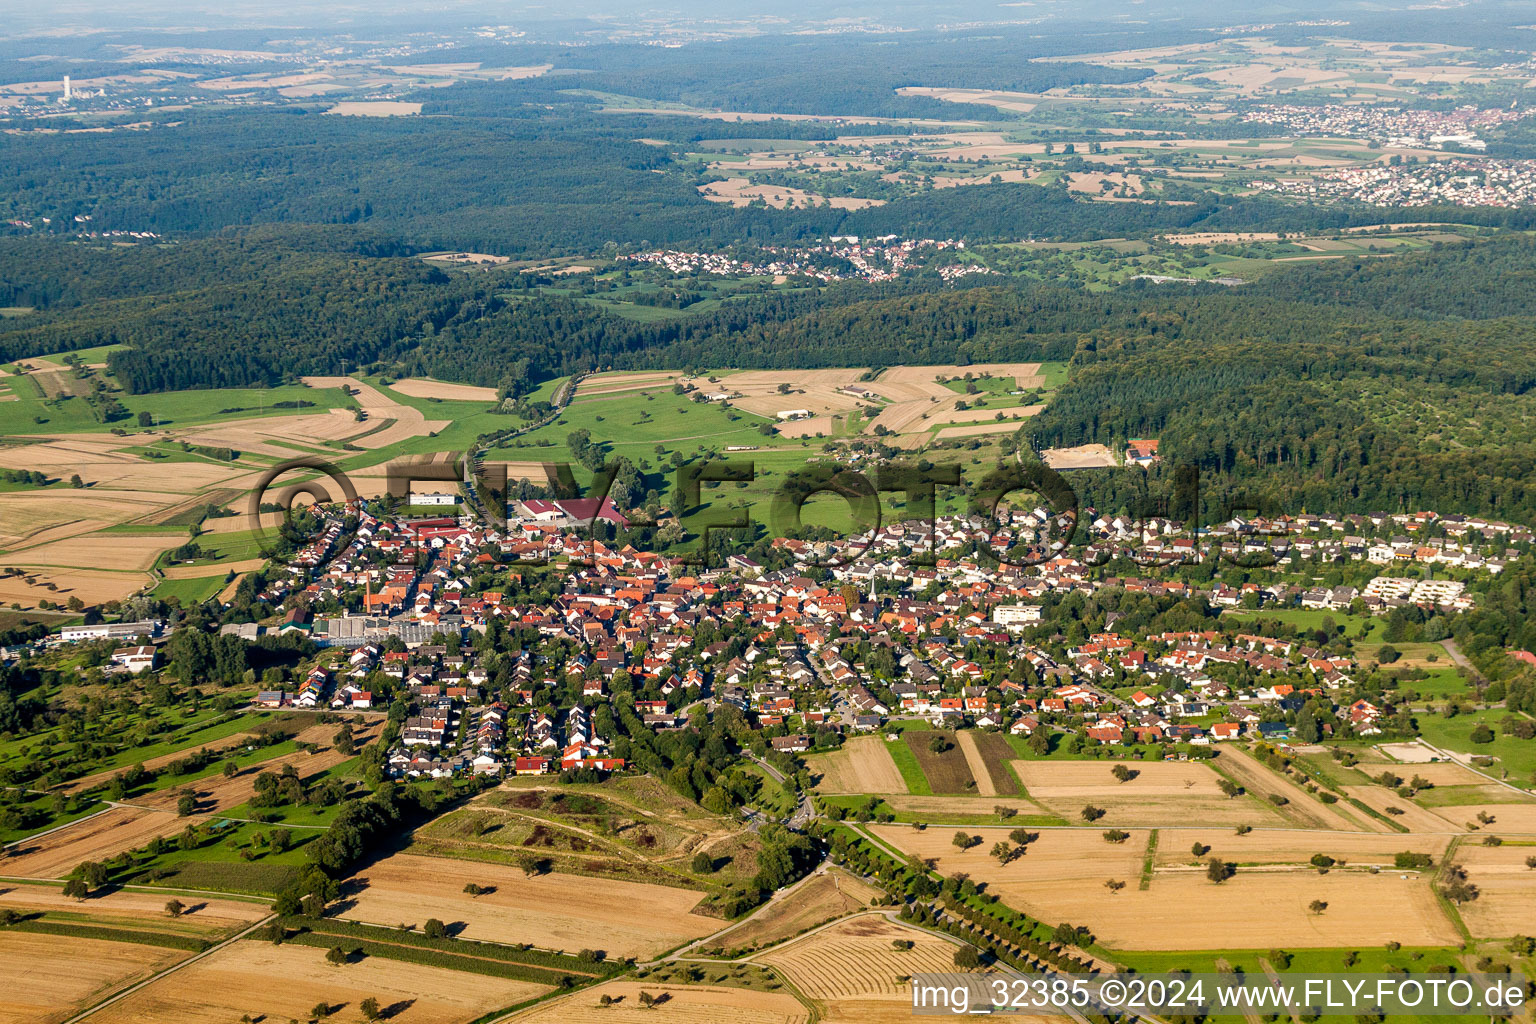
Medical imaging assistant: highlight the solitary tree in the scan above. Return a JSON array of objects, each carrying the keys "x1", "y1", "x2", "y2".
[
  {"x1": 463, "y1": 883, "x2": 486, "y2": 897},
  {"x1": 62, "y1": 879, "x2": 88, "y2": 901},
  {"x1": 1112, "y1": 765, "x2": 1135, "y2": 783},
  {"x1": 325, "y1": 946, "x2": 348, "y2": 966},
  {"x1": 1309, "y1": 900, "x2": 1329, "y2": 915},
  {"x1": 359, "y1": 996, "x2": 381, "y2": 1021},
  {"x1": 165, "y1": 898, "x2": 184, "y2": 918},
  {"x1": 1105, "y1": 879, "x2": 1127, "y2": 893},
  {"x1": 1192, "y1": 842, "x2": 1211, "y2": 858},
  {"x1": 1081, "y1": 805, "x2": 1106, "y2": 822},
  {"x1": 1206, "y1": 858, "x2": 1236, "y2": 884},
  {"x1": 423, "y1": 918, "x2": 448, "y2": 940},
  {"x1": 309, "y1": 1002, "x2": 332, "y2": 1021}
]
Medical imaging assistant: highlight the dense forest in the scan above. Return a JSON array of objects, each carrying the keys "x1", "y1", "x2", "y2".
[
  {"x1": 8, "y1": 101, "x2": 1536, "y2": 256},
  {"x1": 4, "y1": 228, "x2": 1534, "y2": 524}
]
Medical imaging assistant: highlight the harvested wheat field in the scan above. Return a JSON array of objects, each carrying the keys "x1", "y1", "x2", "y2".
[
  {"x1": 160, "y1": 557, "x2": 266, "y2": 580},
  {"x1": 386, "y1": 378, "x2": 499, "y2": 402},
  {"x1": 0, "y1": 567, "x2": 154, "y2": 609},
  {"x1": 1444, "y1": 802, "x2": 1536, "y2": 833},
  {"x1": 876, "y1": 822, "x2": 1458, "y2": 948},
  {"x1": 935, "y1": 404, "x2": 1045, "y2": 425},
  {"x1": 935, "y1": 422, "x2": 1029, "y2": 440},
  {"x1": 325, "y1": 100, "x2": 423, "y2": 116},
  {"x1": 1395, "y1": 762, "x2": 1491, "y2": 787},
  {"x1": 761, "y1": 915, "x2": 962, "y2": 1000},
  {"x1": 0, "y1": 931, "x2": 185, "y2": 1024},
  {"x1": 873, "y1": 823, "x2": 1147, "y2": 905},
  {"x1": 1450, "y1": 843, "x2": 1536, "y2": 938},
  {"x1": 299, "y1": 377, "x2": 451, "y2": 449},
  {"x1": 0, "y1": 490, "x2": 169, "y2": 549},
  {"x1": 699, "y1": 177, "x2": 883, "y2": 210},
  {"x1": 576, "y1": 371, "x2": 683, "y2": 397},
  {"x1": 4, "y1": 806, "x2": 197, "y2": 879},
  {"x1": 707, "y1": 868, "x2": 881, "y2": 952},
  {"x1": 344, "y1": 851, "x2": 718, "y2": 957},
  {"x1": 810, "y1": 736, "x2": 907, "y2": 794},
  {"x1": 0, "y1": 880, "x2": 268, "y2": 935},
  {"x1": 505, "y1": 982, "x2": 808, "y2": 1024},
  {"x1": 882, "y1": 363, "x2": 1043, "y2": 389},
  {"x1": 88, "y1": 938, "x2": 542, "y2": 1024},
  {"x1": 1012, "y1": 759, "x2": 1287, "y2": 826},
  {"x1": 1151, "y1": 829, "x2": 1448, "y2": 868},
  {"x1": 723, "y1": 369, "x2": 866, "y2": 422},
  {"x1": 10, "y1": 532, "x2": 177, "y2": 571}
]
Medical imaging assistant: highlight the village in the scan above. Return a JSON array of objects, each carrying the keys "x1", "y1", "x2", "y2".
[{"x1": 31, "y1": 495, "x2": 1526, "y2": 792}]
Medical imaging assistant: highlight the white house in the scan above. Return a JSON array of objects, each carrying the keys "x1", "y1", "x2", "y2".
[
  {"x1": 110, "y1": 645, "x2": 157, "y2": 673},
  {"x1": 410, "y1": 492, "x2": 460, "y2": 507}
]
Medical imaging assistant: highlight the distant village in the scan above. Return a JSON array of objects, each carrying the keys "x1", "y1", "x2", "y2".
[
  {"x1": 1257, "y1": 158, "x2": 1536, "y2": 208},
  {"x1": 622, "y1": 237, "x2": 989, "y2": 284}
]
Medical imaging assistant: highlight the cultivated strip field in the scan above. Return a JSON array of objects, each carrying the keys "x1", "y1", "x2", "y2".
[
  {"x1": 951, "y1": 731, "x2": 1021, "y2": 797},
  {"x1": 343, "y1": 851, "x2": 719, "y2": 958},
  {"x1": 87, "y1": 939, "x2": 544, "y2": 1024},
  {"x1": 903, "y1": 732, "x2": 977, "y2": 794},
  {"x1": 1341, "y1": 784, "x2": 1458, "y2": 832},
  {"x1": 810, "y1": 737, "x2": 907, "y2": 794},
  {"x1": 760, "y1": 915, "x2": 962, "y2": 1001},
  {"x1": 704, "y1": 867, "x2": 882, "y2": 952},
  {"x1": 1216, "y1": 746, "x2": 1375, "y2": 831},
  {"x1": 881, "y1": 794, "x2": 1054, "y2": 820}
]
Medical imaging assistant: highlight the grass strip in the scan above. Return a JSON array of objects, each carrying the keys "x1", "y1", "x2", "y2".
[
  {"x1": 886, "y1": 736, "x2": 933, "y2": 796},
  {"x1": 1139, "y1": 828, "x2": 1159, "y2": 890},
  {"x1": 285, "y1": 917, "x2": 615, "y2": 977},
  {"x1": 287, "y1": 931, "x2": 583, "y2": 985},
  {"x1": 7, "y1": 918, "x2": 209, "y2": 951}
]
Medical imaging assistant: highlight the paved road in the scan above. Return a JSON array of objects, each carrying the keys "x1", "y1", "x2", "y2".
[
  {"x1": 745, "y1": 752, "x2": 814, "y2": 830},
  {"x1": 1439, "y1": 638, "x2": 1486, "y2": 687}
]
